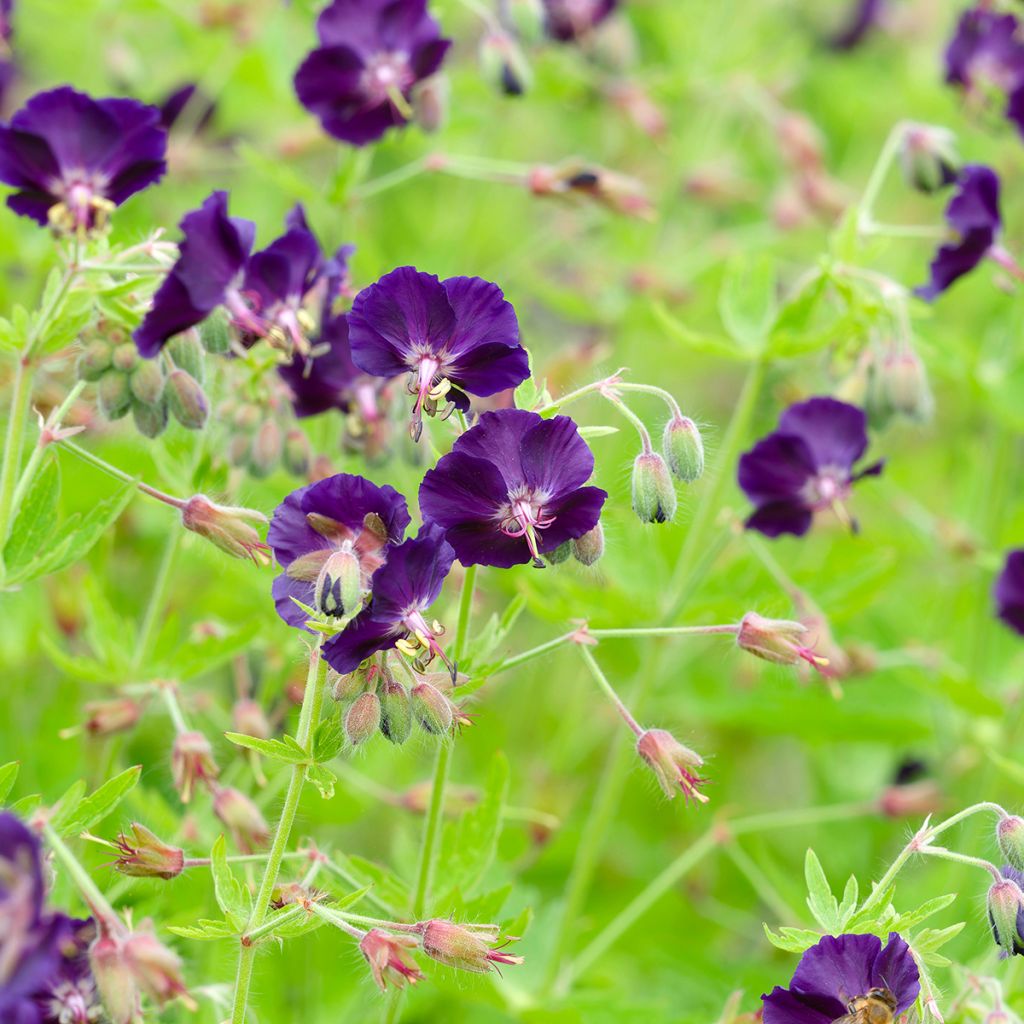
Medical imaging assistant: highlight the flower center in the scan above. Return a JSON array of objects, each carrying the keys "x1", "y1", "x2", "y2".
[
  {"x1": 497, "y1": 490, "x2": 555, "y2": 567},
  {"x1": 397, "y1": 608, "x2": 455, "y2": 679},
  {"x1": 405, "y1": 354, "x2": 454, "y2": 441},
  {"x1": 361, "y1": 51, "x2": 414, "y2": 106},
  {"x1": 48, "y1": 173, "x2": 114, "y2": 236}
]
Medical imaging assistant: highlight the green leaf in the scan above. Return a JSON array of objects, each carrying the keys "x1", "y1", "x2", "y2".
[
  {"x1": 763, "y1": 923, "x2": 823, "y2": 953},
  {"x1": 58, "y1": 766, "x2": 141, "y2": 836},
  {"x1": 210, "y1": 835, "x2": 251, "y2": 928},
  {"x1": 577, "y1": 425, "x2": 619, "y2": 440},
  {"x1": 838, "y1": 875, "x2": 859, "y2": 927},
  {"x1": 0, "y1": 762, "x2": 19, "y2": 804},
  {"x1": 48, "y1": 778, "x2": 87, "y2": 834},
  {"x1": 4, "y1": 459, "x2": 60, "y2": 574},
  {"x1": 897, "y1": 893, "x2": 958, "y2": 930},
  {"x1": 41, "y1": 479, "x2": 135, "y2": 575},
  {"x1": 312, "y1": 715, "x2": 344, "y2": 764},
  {"x1": 8, "y1": 794, "x2": 41, "y2": 816},
  {"x1": 334, "y1": 855, "x2": 410, "y2": 910},
  {"x1": 224, "y1": 732, "x2": 308, "y2": 764},
  {"x1": 167, "y1": 918, "x2": 238, "y2": 941},
  {"x1": 305, "y1": 763, "x2": 337, "y2": 799},
  {"x1": 718, "y1": 255, "x2": 778, "y2": 351},
  {"x1": 153, "y1": 623, "x2": 264, "y2": 681},
  {"x1": 804, "y1": 849, "x2": 840, "y2": 932},
  {"x1": 911, "y1": 922, "x2": 965, "y2": 954},
  {"x1": 41, "y1": 289, "x2": 95, "y2": 355}
]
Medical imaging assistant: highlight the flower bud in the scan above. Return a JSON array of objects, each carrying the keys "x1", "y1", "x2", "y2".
[
  {"x1": 283, "y1": 427, "x2": 311, "y2": 477},
  {"x1": 166, "y1": 330, "x2": 205, "y2": 382},
  {"x1": 571, "y1": 523, "x2": 605, "y2": 565},
  {"x1": 198, "y1": 310, "x2": 232, "y2": 354},
  {"x1": 412, "y1": 75, "x2": 448, "y2": 134},
  {"x1": 899, "y1": 124, "x2": 959, "y2": 195},
  {"x1": 506, "y1": 0, "x2": 544, "y2": 41},
  {"x1": 379, "y1": 678, "x2": 413, "y2": 745},
  {"x1": 77, "y1": 339, "x2": 112, "y2": 381},
  {"x1": 122, "y1": 925, "x2": 194, "y2": 1009},
  {"x1": 232, "y1": 698, "x2": 271, "y2": 740},
  {"x1": 129, "y1": 360, "x2": 165, "y2": 406},
  {"x1": 165, "y1": 369, "x2": 209, "y2": 429},
  {"x1": 662, "y1": 415, "x2": 704, "y2": 482},
  {"x1": 90, "y1": 933, "x2": 140, "y2": 1024},
  {"x1": 181, "y1": 495, "x2": 270, "y2": 563},
  {"x1": 98, "y1": 369, "x2": 131, "y2": 419},
  {"x1": 331, "y1": 665, "x2": 372, "y2": 703},
  {"x1": 636, "y1": 729, "x2": 709, "y2": 803},
  {"x1": 345, "y1": 692, "x2": 381, "y2": 746},
  {"x1": 418, "y1": 919, "x2": 523, "y2": 974},
  {"x1": 248, "y1": 419, "x2": 282, "y2": 478},
  {"x1": 988, "y1": 877, "x2": 1024, "y2": 956},
  {"x1": 736, "y1": 612, "x2": 828, "y2": 672},
  {"x1": 131, "y1": 397, "x2": 169, "y2": 438},
  {"x1": 114, "y1": 823, "x2": 185, "y2": 880},
  {"x1": 233, "y1": 402, "x2": 261, "y2": 432},
  {"x1": 213, "y1": 786, "x2": 270, "y2": 853},
  {"x1": 360, "y1": 929, "x2": 424, "y2": 991},
  {"x1": 631, "y1": 451, "x2": 676, "y2": 524},
  {"x1": 998, "y1": 817, "x2": 1024, "y2": 872},
  {"x1": 543, "y1": 541, "x2": 571, "y2": 565},
  {"x1": 83, "y1": 697, "x2": 141, "y2": 737},
  {"x1": 775, "y1": 111, "x2": 824, "y2": 172},
  {"x1": 411, "y1": 682, "x2": 453, "y2": 736},
  {"x1": 480, "y1": 32, "x2": 532, "y2": 96},
  {"x1": 111, "y1": 342, "x2": 139, "y2": 374},
  {"x1": 878, "y1": 779, "x2": 943, "y2": 819},
  {"x1": 872, "y1": 350, "x2": 933, "y2": 424},
  {"x1": 315, "y1": 548, "x2": 363, "y2": 618},
  {"x1": 171, "y1": 730, "x2": 219, "y2": 803}
]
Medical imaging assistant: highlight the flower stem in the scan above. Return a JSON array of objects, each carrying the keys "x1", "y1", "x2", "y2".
[
  {"x1": 134, "y1": 532, "x2": 179, "y2": 671},
  {"x1": 603, "y1": 392, "x2": 653, "y2": 452},
  {"x1": 229, "y1": 640, "x2": 327, "y2": 1024},
  {"x1": 615, "y1": 381, "x2": 684, "y2": 418},
  {"x1": 0, "y1": 357, "x2": 34, "y2": 555},
  {"x1": 159, "y1": 682, "x2": 191, "y2": 735},
  {"x1": 453, "y1": 564, "x2": 477, "y2": 663},
  {"x1": 588, "y1": 624, "x2": 739, "y2": 639},
  {"x1": 492, "y1": 631, "x2": 577, "y2": 674},
  {"x1": 578, "y1": 646, "x2": 644, "y2": 737},
  {"x1": 411, "y1": 740, "x2": 451, "y2": 917},
  {"x1": 59, "y1": 440, "x2": 186, "y2": 509},
  {"x1": 43, "y1": 823, "x2": 122, "y2": 931},
  {"x1": 917, "y1": 846, "x2": 1004, "y2": 883},
  {"x1": 856, "y1": 120, "x2": 910, "y2": 236}
]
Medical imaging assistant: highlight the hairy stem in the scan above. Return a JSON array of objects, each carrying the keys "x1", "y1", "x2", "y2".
[
  {"x1": 0, "y1": 357, "x2": 34, "y2": 554},
  {"x1": 579, "y1": 645, "x2": 644, "y2": 736},
  {"x1": 411, "y1": 741, "x2": 452, "y2": 918},
  {"x1": 134, "y1": 532, "x2": 180, "y2": 671}
]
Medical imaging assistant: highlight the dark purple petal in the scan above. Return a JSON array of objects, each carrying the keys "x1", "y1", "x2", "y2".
[
  {"x1": 745, "y1": 501, "x2": 814, "y2": 538},
  {"x1": 777, "y1": 397, "x2": 869, "y2": 472},
  {"x1": 244, "y1": 219, "x2": 323, "y2": 312},
  {"x1": 738, "y1": 433, "x2": 817, "y2": 506},
  {"x1": 543, "y1": 0, "x2": 617, "y2": 42},
  {"x1": 441, "y1": 276, "x2": 520, "y2": 359},
  {"x1": 537, "y1": 485, "x2": 607, "y2": 548},
  {"x1": 293, "y1": 43, "x2": 366, "y2": 114},
  {"x1": 322, "y1": 612, "x2": 398, "y2": 673},
  {"x1": 762, "y1": 984, "x2": 838, "y2": 1024},
  {"x1": 446, "y1": 342, "x2": 531, "y2": 398},
  {"x1": 448, "y1": 408, "x2": 536, "y2": 489},
  {"x1": 995, "y1": 549, "x2": 1024, "y2": 636},
  {"x1": 316, "y1": 0, "x2": 401, "y2": 51},
  {"x1": 364, "y1": 523, "x2": 455, "y2": 619},
  {"x1": 873, "y1": 934, "x2": 920, "y2": 1014},
  {"x1": 410, "y1": 37, "x2": 451, "y2": 79},
  {"x1": 419, "y1": 450, "x2": 508, "y2": 525},
  {"x1": 272, "y1": 574, "x2": 316, "y2": 631},
  {"x1": 520, "y1": 415, "x2": 596, "y2": 496},
  {"x1": 945, "y1": 10, "x2": 1024, "y2": 89},
  {"x1": 278, "y1": 314, "x2": 359, "y2": 418},
  {"x1": 827, "y1": 0, "x2": 883, "y2": 51}
]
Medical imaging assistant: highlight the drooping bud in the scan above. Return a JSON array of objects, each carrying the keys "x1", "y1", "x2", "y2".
[
  {"x1": 631, "y1": 451, "x2": 676, "y2": 524},
  {"x1": 98, "y1": 370, "x2": 132, "y2": 419},
  {"x1": 111, "y1": 342, "x2": 139, "y2": 374},
  {"x1": 775, "y1": 111, "x2": 825, "y2": 173},
  {"x1": 77, "y1": 339, "x2": 113, "y2": 381},
  {"x1": 418, "y1": 920, "x2": 523, "y2": 974},
  {"x1": 662, "y1": 415, "x2": 704, "y2": 482},
  {"x1": 359, "y1": 929, "x2": 424, "y2": 992},
  {"x1": 736, "y1": 612, "x2": 829, "y2": 673},
  {"x1": 871, "y1": 349, "x2": 933, "y2": 425},
  {"x1": 998, "y1": 817, "x2": 1024, "y2": 872},
  {"x1": 571, "y1": 522, "x2": 605, "y2": 566},
  {"x1": 899, "y1": 124, "x2": 959, "y2": 195},
  {"x1": 232, "y1": 698, "x2": 271, "y2": 740},
  {"x1": 90, "y1": 933, "x2": 140, "y2": 1024},
  {"x1": 636, "y1": 729, "x2": 709, "y2": 803},
  {"x1": 83, "y1": 697, "x2": 142, "y2": 737},
  {"x1": 113, "y1": 823, "x2": 185, "y2": 880},
  {"x1": 122, "y1": 924, "x2": 195, "y2": 1009},
  {"x1": 171, "y1": 730, "x2": 219, "y2": 803},
  {"x1": 412, "y1": 75, "x2": 448, "y2": 134},
  {"x1": 248, "y1": 419, "x2": 282, "y2": 478},
  {"x1": 506, "y1": 0, "x2": 544, "y2": 41},
  {"x1": 180, "y1": 495, "x2": 270, "y2": 563},
  {"x1": 411, "y1": 682, "x2": 453, "y2": 736},
  {"x1": 166, "y1": 330, "x2": 205, "y2": 382},
  {"x1": 283, "y1": 427, "x2": 311, "y2": 477},
  {"x1": 379, "y1": 678, "x2": 413, "y2": 745},
  {"x1": 129, "y1": 360, "x2": 165, "y2": 406},
  {"x1": 165, "y1": 369, "x2": 209, "y2": 429},
  {"x1": 314, "y1": 548, "x2": 363, "y2": 618},
  {"x1": 212, "y1": 786, "x2": 270, "y2": 853},
  {"x1": 331, "y1": 664, "x2": 373, "y2": 703},
  {"x1": 131, "y1": 397, "x2": 169, "y2": 438},
  {"x1": 198, "y1": 310, "x2": 232, "y2": 354},
  {"x1": 480, "y1": 32, "x2": 532, "y2": 96},
  {"x1": 543, "y1": 541, "x2": 571, "y2": 565},
  {"x1": 345, "y1": 692, "x2": 381, "y2": 746},
  {"x1": 988, "y1": 877, "x2": 1024, "y2": 957}
]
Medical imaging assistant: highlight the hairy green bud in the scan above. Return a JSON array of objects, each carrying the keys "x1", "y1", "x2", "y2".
[
  {"x1": 98, "y1": 370, "x2": 132, "y2": 419},
  {"x1": 166, "y1": 369, "x2": 209, "y2": 429},
  {"x1": 199, "y1": 310, "x2": 231, "y2": 354},
  {"x1": 662, "y1": 415, "x2": 704, "y2": 482},
  {"x1": 571, "y1": 522, "x2": 605, "y2": 565},
  {"x1": 76, "y1": 339, "x2": 112, "y2": 381},
  {"x1": 345, "y1": 692, "x2": 381, "y2": 746},
  {"x1": 166, "y1": 330, "x2": 205, "y2": 382},
  {"x1": 132, "y1": 397, "x2": 169, "y2": 438},
  {"x1": 379, "y1": 677, "x2": 413, "y2": 745},
  {"x1": 631, "y1": 451, "x2": 676, "y2": 524},
  {"x1": 129, "y1": 359, "x2": 165, "y2": 406}
]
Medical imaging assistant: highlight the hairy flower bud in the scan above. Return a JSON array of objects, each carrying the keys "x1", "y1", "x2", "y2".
[
  {"x1": 283, "y1": 427, "x2": 311, "y2": 477},
  {"x1": 111, "y1": 342, "x2": 139, "y2": 374},
  {"x1": 166, "y1": 330, "x2": 205, "y2": 382},
  {"x1": 631, "y1": 451, "x2": 676, "y2": 524},
  {"x1": 411, "y1": 682, "x2": 453, "y2": 736},
  {"x1": 90, "y1": 933, "x2": 140, "y2": 1024},
  {"x1": 345, "y1": 692, "x2": 381, "y2": 746},
  {"x1": 544, "y1": 541, "x2": 571, "y2": 565},
  {"x1": 571, "y1": 522, "x2": 604, "y2": 565},
  {"x1": 314, "y1": 548, "x2": 363, "y2": 618},
  {"x1": 412, "y1": 75, "x2": 448, "y2": 134},
  {"x1": 171, "y1": 730, "x2": 219, "y2": 803},
  {"x1": 77, "y1": 339, "x2": 113, "y2": 381},
  {"x1": 248, "y1": 419, "x2": 282, "y2": 478},
  {"x1": 419, "y1": 919, "x2": 523, "y2": 974},
  {"x1": 636, "y1": 728, "x2": 709, "y2": 803},
  {"x1": 506, "y1": 0, "x2": 544, "y2": 41},
  {"x1": 82, "y1": 697, "x2": 142, "y2": 737},
  {"x1": 232, "y1": 698, "x2": 271, "y2": 740},
  {"x1": 165, "y1": 369, "x2": 208, "y2": 429},
  {"x1": 899, "y1": 124, "x2": 958, "y2": 194},
  {"x1": 379, "y1": 678, "x2": 413, "y2": 745},
  {"x1": 181, "y1": 495, "x2": 270, "y2": 563},
  {"x1": 98, "y1": 369, "x2": 131, "y2": 419},
  {"x1": 123, "y1": 925, "x2": 194, "y2": 1009},
  {"x1": 114, "y1": 823, "x2": 185, "y2": 880},
  {"x1": 132, "y1": 397, "x2": 168, "y2": 438},
  {"x1": 872, "y1": 350, "x2": 933, "y2": 424},
  {"x1": 360, "y1": 929, "x2": 424, "y2": 991},
  {"x1": 129, "y1": 359, "x2": 165, "y2": 406},
  {"x1": 988, "y1": 877, "x2": 1024, "y2": 956},
  {"x1": 998, "y1": 817, "x2": 1024, "y2": 872},
  {"x1": 331, "y1": 664, "x2": 372, "y2": 703},
  {"x1": 213, "y1": 786, "x2": 270, "y2": 853},
  {"x1": 662, "y1": 415, "x2": 704, "y2": 482},
  {"x1": 736, "y1": 612, "x2": 828, "y2": 672},
  {"x1": 198, "y1": 309, "x2": 232, "y2": 354},
  {"x1": 480, "y1": 32, "x2": 532, "y2": 96}
]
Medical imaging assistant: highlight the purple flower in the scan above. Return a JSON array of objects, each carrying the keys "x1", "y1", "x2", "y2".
[
  {"x1": 762, "y1": 932, "x2": 920, "y2": 1024},
  {"x1": 542, "y1": 0, "x2": 617, "y2": 42},
  {"x1": 348, "y1": 267, "x2": 530, "y2": 439},
  {"x1": 827, "y1": 0, "x2": 883, "y2": 51},
  {"x1": 134, "y1": 190, "x2": 255, "y2": 358},
  {"x1": 0, "y1": 86, "x2": 167, "y2": 233},
  {"x1": 294, "y1": 0, "x2": 451, "y2": 146},
  {"x1": 916, "y1": 165, "x2": 1001, "y2": 302},
  {"x1": 34, "y1": 917, "x2": 100, "y2": 1024},
  {"x1": 419, "y1": 408, "x2": 607, "y2": 568},
  {"x1": 322, "y1": 523, "x2": 456, "y2": 674},
  {"x1": 991, "y1": 864, "x2": 1024, "y2": 955},
  {"x1": 995, "y1": 549, "x2": 1024, "y2": 636},
  {"x1": 738, "y1": 397, "x2": 883, "y2": 538},
  {"x1": 268, "y1": 472, "x2": 411, "y2": 629}
]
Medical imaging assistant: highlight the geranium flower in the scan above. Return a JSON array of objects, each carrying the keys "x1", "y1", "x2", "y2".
[
  {"x1": 293, "y1": 0, "x2": 451, "y2": 146},
  {"x1": 762, "y1": 932, "x2": 920, "y2": 1024},
  {"x1": 738, "y1": 397, "x2": 883, "y2": 538},
  {"x1": 542, "y1": 0, "x2": 617, "y2": 42},
  {"x1": 916, "y1": 165, "x2": 1003, "y2": 301},
  {"x1": 419, "y1": 408, "x2": 607, "y2": 567},
  {"x1": 995, "y1": 549, "x2": 1024, "y2": 636},
  {"x1": 0, "y1": 86, "x2": 166, "y2": 233},
  {"x1": 268, "y1": 473, "x2": 410, "y2": 629},
  {"x1": 348, "y1": 267, "x2": 530, "y2": 439},
  {"x1": 322, "y1": 523, "x2": 456, "y2": 674}
]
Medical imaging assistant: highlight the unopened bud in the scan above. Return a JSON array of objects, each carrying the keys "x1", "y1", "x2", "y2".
[
  {"x1": 412, "y1": 75, "x2": 448, "y2": 134},
  {"x1": 198, "y1": 310, "x2": 232, "y2": 354},
  {"x1": 899, "y1": 124, "x2": 959, "y2": 195},
  {"x1": 213, "y1": 786, "x2": 270, "y2": 853},
  {"x1": 114, "y1": 823, "x2": 185, "y2": 879},
  {"x1": 507, "y1": 0, "x2": 544, "y2": 41},
  {"x1": 122, "y1": 925, "x2": 194, "y2": 1009},
  {"x1": 77, "y1": 339, "x2": 112, "y2": 381},
  {"x1": 571, "y1": 522, "x2": 605, "y2": 566},
  {"x1": 736, "y1": 612, "x2": 827, "y2": 673},
  {"x1": 331, "y1": 664, "x2": 372, "y2": 702},
  {"x1": 249, "y1": 419, "x2": 282, "y2": 477},
  {"x1": 111, "y1": 342, "x2": 139, "y2": 374},
  {"x1": 662, "y1": 415, "x2": 704, "y2": 482},
  {"x1": 631, "y1": 451, "x2": 676, "y2": 524},
  {"x1": 998, "y1": 817, "x2": 1024, "y2": 872},
  {"x1": 129, "y1": 360, "x2": 165, "y2": 406},
  {"x1": 411, "y1": 682, "x2": 453, "y2": 735},
  {"x1": 315, "y1": 548, "x2": 362, "y2": 617},
  {"x1": 480, "y1": 33, "x2": 532, "y2": 96},
  {"x1": 132, "y1": 397, "x2": 168, "y2": 438},
  {"x1": 873, "y1": 350, "x2": 933, "y2": 424},
  {"x1": 360, "y1": 929, "x2": 424, "y2": 992},
  {"x1": 90, "y1": 933, "x2": 140, "y2": 1024},
  {"x1": 166, "y1": 369, "x2": 209, "y2": 429},
  {"x1": 419, "y1": 919, "x2": 523, "y2": 974},
  {"x1": 181, "y1": 495, "x2": 270, "y2": 563},
  {"x1": 345, "y1": 692, "x2": 381, "y2": 746},
  {"x1": 283, "y1": 427, "x2": 311, "y2": 476},
  {"x1": 83, "y1": 697, "x2": 141, "y2": 737},
  {"x1": 636, "y1": 729, "x2": 708, "y2": 803},
  {"x1": 233, "y1": 402, "x2": 261, "y2": 432},
  {"x1": 171, "y1": 730, "x2": 219, "y2": 803},
  {"x1": 379, "y1": 678, "x2": 413, "y2": 745},
  {"x1": 544, "y1": 541, "x2": 571, "y2": 565},
  {"x1": 232, "y1": 698, "x2": 271, "y2": 740},
  {"x1": 878, "y1": 779, "x2": 943, "y2": 819},
  {"x1": 166, "y1": 330, "x2": 205, "y2": 382},
  {"x1": 776, "y1": 111, "x2": 824, "y2": 172},
  {"x1": 988, "y1": 877, "x2": 1024, "y2": 956},
  {"x1": 98, "y1": 370, "x2": 131, "y2": 419}
]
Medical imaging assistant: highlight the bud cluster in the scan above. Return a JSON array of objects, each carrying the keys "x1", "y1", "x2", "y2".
[{"x1": 218, "y1": 385, "x2": 313, "y2": 479}]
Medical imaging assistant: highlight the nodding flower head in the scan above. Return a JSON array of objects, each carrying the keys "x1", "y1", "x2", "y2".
[
  {"x1": 988, "y1": 868, "x2": 1024, "y2": 957},
  {"x1": 738, "y1": 396, "x2": 883, "y2": 538},
  {"x1": 0, "y1": 86, "x2": 167, "y2": 234},
  {"x1": 170, "y1": 731, "x2": 219, "y2": 804},
  {"x1": 542, "y1": 0, "x2": 618, "y2": 42},
  {"x1": 268, "y1": 473, "x2": 411, "y2": 630},
  {"x1": 348, "y1": 267, "x2": 530, "y2": 441},
  {"x1": 761, "y1": 932, "x2": 920, "y2": 1024},
  {"x1": 417, "y1": 919, "x2": 523, "y2": 974},
  {"x1": 994, "y1": 549, "x2": 1024, "y2": 637},
  {"x1": 113, "y1": 823, "x2": 185, "y2": 880},
  {"x1": 736, "y1": 612, "x2": 830, "y2": 674},
  {"x1": 321, "y1": 524, "x2": 456, "y2": 676},
  {"x1": 211, "y1": 786, "x2": 270, "y2": 854},
  {"x1": 419, "y1": 408, "x2": 607, "y2": 568},
  {"x1": 294, "y1": 0, "x2": 452, "y2": 147},
  {"x1": 359, "y1": 929, "x2": 424, "y2": 992},
  {"x1": 181, "y1": 495, "x2": 270, "y2": 564},
  {"x1": 636, "y1": 729, "x2": 709, "y2": 804}
]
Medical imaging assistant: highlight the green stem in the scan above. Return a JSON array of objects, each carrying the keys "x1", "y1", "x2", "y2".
[
  {"x1": 917, "y1": 846, "x2": 1004, "y2": 883},
  {"x1": 229, "y1": 641, "x2": 327, "y2": 1024},
  {"x1": 411, "y1": 741, "x2": 452, "y2": 917},
  {"x1": 589, "y1": 625, "x2": 738, "y2": 639},
  {"x1": 59, "y1": 440, "x2": 185, "y2": 508},
  {"x1": 382, "y1": 990, "x2": 403, "y2": 1024},
  {"x1": 615, "y1": 381, "x2": 683, "y2": 418},
  {"x1": 453, "y1": 564, "x2": 477, "y2": 663},
  {"x1": 723, "y1": 840, "x2": 801, "y2": 923},
  {"x1": 43, "y1": 823, "x2": 122, "y2": 930},
  {"x1": 603, "y1": 393, "x2": 654, "y2": 451},
  {"x1": 243, "y1": 905, "x2": 306, "y2": 944},
  {"x1": 492, "y1": 632, "x2": 577, "y2": 674},
  {"x1": 578, "y1": 645, "x2": 644, "y2": 736},
  {"x1": 856, "y1": 120, "x2": 910, "y2": 236},
  {"x1": 0, "y1": 357, "x2": 34, "y2": 552},
  {"x1": 159, "y1": 683, "x2": 191, "y2": 734},
  {"x1": 133, "y1": 532, "x2": 179, "y2": 671}
]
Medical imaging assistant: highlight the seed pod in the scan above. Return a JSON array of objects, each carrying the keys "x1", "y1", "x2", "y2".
[
  {"x1": 411, "y1": 682, "x2": 453, "y2": 736},
  {"x1": 331, "y1": 667, "x2": 369, "y2": 703},
  {"x1": 233, "y1": 403, "x2": 261, "y2": 432},
  {"x1": 98, "y1": 370, "x2": 132, "y2": 419},
  {"x1": 129, "y1": 360, "x2": 165, "y2": 406},
  {"x1": 132, "y1": 397, "x2": 169, "y2": 438},
  {"x1": 379, "y1": 678, "x2": 412, "y2": 745},
  {"x1": 199, "y1": 308, "x2": 231, "y2": 354},
  {"x1": 543, "y1": 541, "x2": 571, "y2": 565},
  {"x1": 111, "y1": 342, "x2": 139, "y2": 374},
  {"x1": 345, "y1": 692, "x2": 381, "y2": 746},
  {"x1": 571, "y1": 522, "x2": 605, "y2": 565},
  {"x1": 248, "y1": 419, "x2": 282, "y2": 478},
  {"x1": 166, "y1": 369, "x2": 209, "y2": 429},
  {"x1": 631, "y1": 451, "x2": 676, "y2": 524},
  {"x1": 662, "y1": 415, "x2": 704, "y2": 482},
  {"x1": 77, "y1": 339, "x2": 112, "y2": 381},
  {"x1": 283, "y1": 427, "x2": 311, "y2": 477},
  {"x1": 166, "y1": 330, "x2": 205, "y2": 383},
  {"x1": 412, "y1": 75, "x2": 448, "y2": 134}
]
